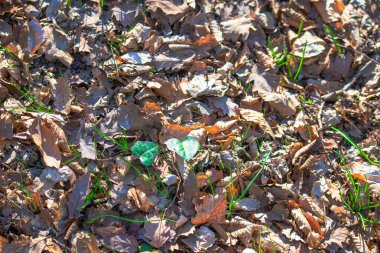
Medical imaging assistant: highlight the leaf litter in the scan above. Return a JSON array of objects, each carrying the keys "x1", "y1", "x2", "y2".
[{"x1": 0, "y1": 0, "x2": 379, "y2": 252}]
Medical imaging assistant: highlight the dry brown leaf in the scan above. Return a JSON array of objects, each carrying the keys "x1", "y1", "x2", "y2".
[
  {"x1": 159, "y1": 123, "x2": 203, "y2": 144},
  {"x1": 258, "y1": 90, "x2": 297, "y2": 117},
  {"x1": 27, "y1": 20, "x2": 45, "y2": 55},
  {"x1": 302, "y1": 211, "x2": 323, "y2": 237},
  {"x1": 221, "y1": 16, "x2": 255, "y2": 41},
  {"x1": 292, "y1": 31, "x2": 326, "y2": 58},
  {"x1": 291, "y1": 208, "x2": 312, "y2": 236},
  {"x1": 203, "y1": 119, "x2": 237, "y2": 134},
  {"x1": 68, "y1": 171, "x2": 91, "y2": 218},
  {"x1": 144, "y1": 217, "x2": 174, "y2": 248},
  {"x1": 127, "y1": 187, "x2": 155, "y2": 212},
  {"x1": 299, "y1": 195, "x2": 324, "y2": 219},
  {"x1": 29, "y1": 118, "x2": 70, "y2": 168},
  {"x1": 145, "y1": 0, "x2": 188, "y2": 15},
  {"x1": 95, "y1": 226, "x2": 138, "y2": 253},
  {"x1": 0, "y1": 112, "x2": 13, "y2": 139},
  {"x1": 53, "y1": 77, "x2": 73, "y2": 114},
  {"x1": 191, "y1": 193, "x2": 227, "y2": 225},
  {"x1": 239, "y1": 108, "x2": 274, "y2": 137},
  {"x1": 322, "y1": 227, "x2": 350, "y2": 251}
]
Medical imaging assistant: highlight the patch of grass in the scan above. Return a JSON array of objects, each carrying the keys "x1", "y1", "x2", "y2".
[
  {"x1": 66, "y1": 0, "x2": 71, "y2": 8},
  {"x1": 267, "y1": 37, "x2": 307, "y2": 82},
  {"x1": 331, "y1": 126, "x2": 380, "y2": 166},
  {"x1": 64, "y1": 145, "x2": 85, "y2": 167},
  {"x1": 82, "y1": 171, "x2": 111, "y2": 209},
  {"x1": 252, "y1": 227, "x2": 264, "y2": 253},
  {"x1": 323, "y1": 24, "x2": 342, "y2": 56},
  {"x1": 18, "y1": 163, "x2": 39, "y2": 214},
  {"x1": 335, "y1": 151, "x2": 380, "y2": 229},
  {"x1": 11, "y1": 85, "x2": 54, "y2": 114}
]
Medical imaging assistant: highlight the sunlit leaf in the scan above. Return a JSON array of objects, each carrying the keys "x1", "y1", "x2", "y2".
[
  {"x1": 131, "y1": 141, "x2": 158, "y2": 166},
  {"x1": 166, "y1": 137, "x2": 200, "y2": 161}
]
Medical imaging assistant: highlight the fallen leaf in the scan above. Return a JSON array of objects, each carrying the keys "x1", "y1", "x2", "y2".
[
  {"x1": 53, "y1": 77, "x2": 72, "y2": 114},
  {"x1": 203, "y1": 119, "x2": 237, "y2": 134},
  {"x1": 0, "y1": 112, "x2": 13, "y2": 139},
  {"x1": 68, "y1": 171, "x2": 91, "y2": 218},
  {"x1": 239, "y1": 108, "x2": 274, "y2": 137},
  {"x1": 96, "y1": 226, "x2": 139, "y2": 253},
  {"x1": 192, "y1": 193, "x2": 227, "y2": 225},
  {"x1": 128, "y1": 187, "x2": 155, "y2": 212},
  {"x1": 182, "y1": 226, "x2": 216, "y2": 252},
  {"x1": 292, "y1": 31, "x2": 326, "y2": 58},
  {"x1": 29, "y1": 118, "x2": 70, "y2": 168},
  {"x1": 145, "y1": 0, "x2": 188, "y2": 15},
  {"x1": 118, "y1": 51, "x2": 152, "y2": 64},
  {"x1": 258, "y1": 90, "x2": 297, "y2": 117},
  {"x1": 143, "y1": 217, "x2": 174, "y2": 248},
  {"x1": 27, "y1": 20, "x2": 45, "y2": 55},
  {"x1": 186, "y1": 75, "x2": 227, "y2": 97},
  {"x1": 221, "y1": 16, "x2": 255, "y2": 41}
]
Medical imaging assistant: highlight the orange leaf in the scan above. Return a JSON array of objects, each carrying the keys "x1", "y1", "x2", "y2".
[
  {"x1": 204, "y1": 120, "x2": 237, "y2": 134},
  {"x1": 302, "y1": 211, "x2": 323, "y2": 237},
  {"x1": 289, "y1": 200, "x2": 300, "y2": 209},
  {"x1": 335, "y1": 0, "x2": 345, "y2": 12},
  {"x1": 192, "y1": 194, "x2": 227, "y2": 225},
  {"x1": 196, "y1": 34, "x2": 217, "y2": 47},
  {"x1": 142, "y1": 102, "x2": 161, "y2": 113}
]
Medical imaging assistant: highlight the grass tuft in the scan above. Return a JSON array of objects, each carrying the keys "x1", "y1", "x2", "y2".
[{"x1": 335, "y1": 151, "x2": 380, "y2": 229}]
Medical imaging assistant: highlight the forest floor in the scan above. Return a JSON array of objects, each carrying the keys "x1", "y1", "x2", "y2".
[{"x1": 0, "y1": 0, "x2": 379, "y2": 252}]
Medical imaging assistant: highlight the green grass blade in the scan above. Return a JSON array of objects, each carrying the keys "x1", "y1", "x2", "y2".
[
  {"x1": 235, "y1": 148, "x2": 272, "y2": 203},
  {"x1": 297, "y1": 19, "x2": 304, "y2": 35},
  {"x1": 292, "y1": 42, "x2": 307, "y2": 82},
  {"x1": 331, "y1": 126, "x2": 380, "y2": 166}
]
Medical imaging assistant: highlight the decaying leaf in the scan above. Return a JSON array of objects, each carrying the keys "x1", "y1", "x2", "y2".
[
  {"x1": 53, "y1": 77, "x2": 72, "y2": 114},
  {"x1": 186, "y1": 75, "x2": 227, "y2": 97},
  {"x1": 258, "y1": 90, "x2": 297, "y2": 117},
  {"x1": 68, "y1": 171, "x2": 91, "y2": 218},
  {"x1": 143, "y1": 217, "x2": 174, "y2": 248},
  {"x1": 221, "y1": 16, "x2": 255, "y2": 41},
  {"x1": 192, "y1": 193, "x2": 227, "y2": 225},
  {"x1": 182, "y1": 226, "x2": 216, "y2": 252},
  {"x1": 239, "y1": 108, "x2": 274, "y2": 137},
  {"x1": 96, "y1": 226, "x2": 139, "y2": 253},
  {"x1": 292, "y1": 31, "x2": 326, "y2": 58},
  {"x1": 29, "y1": 117, "x2": 70, "y2": 168}
]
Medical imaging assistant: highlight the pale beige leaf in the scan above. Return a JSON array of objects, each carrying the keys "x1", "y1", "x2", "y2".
[
  {"x1": 258, "y1": 90, "x2": 297, "y2": 117},
  {"x1": 239, "y1": 108, "x2": 274, "y2": 137},
  {"x1": 292, "y1": 31, "x2": 326, "y2": 58}
]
